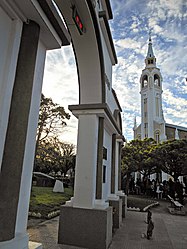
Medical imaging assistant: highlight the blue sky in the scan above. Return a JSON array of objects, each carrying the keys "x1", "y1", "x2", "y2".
[{"x1": 42, "y1": 0, "x2": 187, "y2": 144}]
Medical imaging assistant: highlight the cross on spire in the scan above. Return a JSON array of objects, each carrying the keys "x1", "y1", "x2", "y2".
[{"x1": 149, "y1": 30, "x2": 152, "y2": 41}]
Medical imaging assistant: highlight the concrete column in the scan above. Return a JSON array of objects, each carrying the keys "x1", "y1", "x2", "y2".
[
  {"x1": 16, "y1": 41, "x2": 46, "y2": 235},
  {"x1": 118, "y1": 142, "x2": 122, "y2": 191},
  {"x1": 0, "y1": 21, "x2": 40, "y2": 242},
  {"x1": 108, "y1": 136, "x2": 123, "y2": 228},
  {"x1": 109, "y1": 199, "x2": 122, "y2": 229},
  {"x1": 96, "y1": 117, "x2": 104, "y2": 199},
  {"x1": 73, "y1": 114, "x2": 99, "y2": 209},
  {"x1": 59, "y1": 113, "x2": 112, "y2": 248},
  {"x1": 111, "y1": 134, "x2": 116, "y2": 194},
  {"x1": 116, "y1": 140, "x2": 126, "y2": 218},
  {"x1": 116, "y1": 139, "x2": 125, "y2": 218}
]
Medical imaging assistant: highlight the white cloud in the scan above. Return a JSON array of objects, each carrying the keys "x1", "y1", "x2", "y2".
[
  {"x1": 115, "y1": 38, "x2": 140, "y2": 51},
  {"x1": 162, "y1": 88, "x2": 187, "y2": 127}
]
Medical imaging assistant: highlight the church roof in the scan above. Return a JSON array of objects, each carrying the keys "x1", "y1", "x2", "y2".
[{"x1": 165, "y1": 123, "x2": 187, "y2": 132}]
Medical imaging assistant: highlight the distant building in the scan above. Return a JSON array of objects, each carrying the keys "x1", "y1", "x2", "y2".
[{"x1": 133, "y1": 35, "x2": 187, "y2": 181}]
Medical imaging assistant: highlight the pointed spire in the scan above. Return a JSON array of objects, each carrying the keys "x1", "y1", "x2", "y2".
[
  {"x1": 145, "y1": 31, "x2": 156, "y2": 68},
  {"x1": 146, "y1": 31, "x2": 155, "y2": 58}
]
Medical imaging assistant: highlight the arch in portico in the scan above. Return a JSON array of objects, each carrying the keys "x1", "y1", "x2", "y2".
[{"x1": 55, "y1": 0, "x2": 106, "y2": 104}]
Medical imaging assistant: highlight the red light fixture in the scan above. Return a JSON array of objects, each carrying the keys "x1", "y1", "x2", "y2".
[{"x1": 72, "y1": 6, "x2": 85, "y2": 35}]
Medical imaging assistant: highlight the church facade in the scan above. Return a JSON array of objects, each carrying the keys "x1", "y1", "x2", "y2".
[{"x1": 133, "y1": 36, "x2": 187, "y2": 142}]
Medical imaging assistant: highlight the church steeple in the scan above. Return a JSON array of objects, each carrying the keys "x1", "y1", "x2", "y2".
[
  {"x1": 138, "y1": 33, "x2": 166, "y2": 142},
  {"x1": 145, "y1": 33, "x2": 156, "y2": 68}
]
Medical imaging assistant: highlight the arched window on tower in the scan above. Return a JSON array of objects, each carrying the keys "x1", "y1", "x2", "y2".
[
  {"x1": 142, "y1": 75, "x2": 148, "y2": 88},
  {"x1": 155, "y1": 130, "x2": 160, "y2": 144},
  {"x1": 154, "y1": 74, "x2": 160, "y2": 87}
]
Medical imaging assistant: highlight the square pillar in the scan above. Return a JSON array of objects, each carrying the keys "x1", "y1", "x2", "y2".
[
  {"x1": 66, "y1": 111, "x2": 108, "y2": 210},
  {"x1": 73, "y1": 114, "x2": 99, "y2": 208},
  {"x1": 118, "y1": 194, "x2": 127, "y2": 218},
  {"x1": 58, "y1": 206, "x2": 113, "y2": 249},
  {"x1": 109, "y1": 199, "x2": 122, "y2": 229},
  {"x1": 60, "y1": 106, "x2": 113, "y2": 248},
  {"x1": 0, "y1": 20, "x2": 40, "y2": 243}
]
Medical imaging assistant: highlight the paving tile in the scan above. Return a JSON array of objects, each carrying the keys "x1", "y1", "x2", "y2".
[{"x1": 28, "y1": 200, "x2": 187, "y2": 249}]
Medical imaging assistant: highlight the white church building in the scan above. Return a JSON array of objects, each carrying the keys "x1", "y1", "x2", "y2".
[{"x1": 133, "y1": 36, "x2": 187, "y2": 181}]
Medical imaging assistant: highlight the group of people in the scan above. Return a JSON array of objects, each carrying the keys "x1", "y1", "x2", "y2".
[{"x1": 123, "y1": 176, "x2": 186, "y2": 205}]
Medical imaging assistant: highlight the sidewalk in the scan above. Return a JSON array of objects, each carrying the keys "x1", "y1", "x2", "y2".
[{"x1": 28, "y1": 201, "x2": 187, "y2": 249}]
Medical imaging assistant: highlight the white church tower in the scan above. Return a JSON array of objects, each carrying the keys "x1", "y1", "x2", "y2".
[{"x1": 138, "y1": 35, "x2": 167, "y2": 143}]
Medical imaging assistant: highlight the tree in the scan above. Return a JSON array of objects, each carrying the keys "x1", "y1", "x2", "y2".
[
  {"x1": 34, "y1": 137, "x2": 62, "y2": 174},
  {"x1": 34, "y1": 94, "x2": 76, "y2": 175},
  {"x1": 153, "y1": 139, "x2": 187, "y2": 181},
  {"x1": 121, "y1": 138, "x2": 157, "y2": 177},
  {"x1": 36, "y1": 94, "x2": 70, "y2": 147},
  {"x1": 57, "y1": 142, "x2": 76, "y2": 177},
  {"x1": 121, "y1": 138, "x2": 157, "y2": 193},
  {"x1": 34, "y1": 137, "x2": 76, "y2": 176}
]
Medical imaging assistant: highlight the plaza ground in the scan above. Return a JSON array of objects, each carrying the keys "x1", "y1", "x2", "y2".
[{"x1": 28, "y1": 199, "x2": 187, "y2": 249}]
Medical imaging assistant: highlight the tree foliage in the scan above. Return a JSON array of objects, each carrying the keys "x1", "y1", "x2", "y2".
[
  {"x1": 34, "y1": 94, "x2": 75, "y2": 176},
  {"x1": 34, "y1": 137, "x2": 76, "y2": 176},
  {"x1": 36, "y1": 94, "x2": 70, "y2": 146},
  {"x1": 121, "y1": 138, "x2": 157, "y2": 177},
  {"x1": 153, "y1": 139, "x2": 187, "y2": 181},
  {"x1": 121, "y1": 138, "x2": 187, "y2": 181}
]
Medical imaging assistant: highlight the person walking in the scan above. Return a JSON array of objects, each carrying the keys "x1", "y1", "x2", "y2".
[{"x1": 147, "y1": 218, "x2": 154, "y2": 240}]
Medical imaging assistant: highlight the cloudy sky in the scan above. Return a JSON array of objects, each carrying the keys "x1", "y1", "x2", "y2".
[{"x1": 42, "y1": 0, "x2": 187, "y2": 145}]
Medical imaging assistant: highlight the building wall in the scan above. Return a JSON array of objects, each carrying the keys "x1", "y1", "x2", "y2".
[{"x1": 166, "y1": 126, "x2": 187, "y2": 140}]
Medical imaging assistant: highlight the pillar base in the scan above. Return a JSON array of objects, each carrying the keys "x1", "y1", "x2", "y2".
[
  {"x1": 0, "y1": 233, "x2": 28, "y2": 249},
  {"x1": 117, "y1": 193, "x2": 127, "y2": 218},
  {"x1": 0, "y1": 233, "x2": 42, "y2": 249},
  {"x1": 109, "y1": 199, "x2": 122, "y2": 229},
  {"x1": 58, "y1": 205, "x2": 113, "y2": 249}
]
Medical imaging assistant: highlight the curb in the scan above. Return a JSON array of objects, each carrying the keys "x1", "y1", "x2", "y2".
[
  {"x1": 143, "y1": 202, "x2": 159, "y2": 212},
  {"x1": 127, "y1": 201, "x2": 159, "y2": 212}
]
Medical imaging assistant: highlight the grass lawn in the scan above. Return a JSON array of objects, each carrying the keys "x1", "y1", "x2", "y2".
[
  {"x1": 29, "y1": 186, "x2": 73, "y2": 218},
  {"x1": 127, "y1": 195, "x2": 158, "y2": 211},
  {"x1": 29, "y1": 188, "x2": 158, "y2": 218}
]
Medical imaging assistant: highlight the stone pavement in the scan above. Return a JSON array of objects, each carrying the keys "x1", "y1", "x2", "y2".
[{"x1": 28, "y1": 201, "x2": 187, "y2": 249}]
